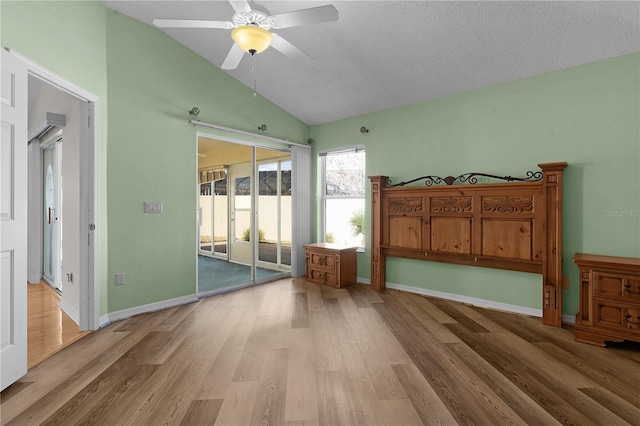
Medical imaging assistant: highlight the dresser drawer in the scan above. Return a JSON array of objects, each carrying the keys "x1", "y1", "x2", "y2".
[
  {"x1": 593, "y1": 300, "x2": 640, "y2": 333},
  {"x1": 594, "y1": 271, "x2": 640, "y2": 303}
]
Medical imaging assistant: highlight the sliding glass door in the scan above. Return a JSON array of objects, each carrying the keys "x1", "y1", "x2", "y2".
[{"x1": 197, "y1": 137, "x2": 291, "y2": 295}]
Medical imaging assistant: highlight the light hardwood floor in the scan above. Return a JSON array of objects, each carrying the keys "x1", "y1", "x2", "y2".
[
  {"x1": 27, "y1": 282, "x2": 91, "y2": 368},
  {"x1": 2, "y1": 278, "x2": 639, "y2": 425}
]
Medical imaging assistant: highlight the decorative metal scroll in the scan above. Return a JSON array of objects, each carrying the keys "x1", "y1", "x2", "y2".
[{"x1": 388, "y1": 171, "x2": 543, "y2": 187}]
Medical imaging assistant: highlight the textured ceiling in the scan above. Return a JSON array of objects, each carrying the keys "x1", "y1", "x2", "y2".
[{"x1": 101, "y1": 1, "x2": 640, "y2": 126}]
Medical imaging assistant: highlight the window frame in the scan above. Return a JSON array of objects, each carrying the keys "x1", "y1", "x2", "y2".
[{"x1": 319, "y1": 145, "x2": 366, "y2": 250}]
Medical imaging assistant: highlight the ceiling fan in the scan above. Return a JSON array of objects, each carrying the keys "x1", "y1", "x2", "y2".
[{"x1": 153, "y1": 0, "x2": 339, "y2": 70}]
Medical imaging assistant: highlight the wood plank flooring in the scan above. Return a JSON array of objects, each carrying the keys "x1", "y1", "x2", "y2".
[
  {"x1": 3, "y1": 278, "x2": 639, "y2": 425},
  {"x1": 27, "y1": 282, "x2": 91, "y2": 368}
]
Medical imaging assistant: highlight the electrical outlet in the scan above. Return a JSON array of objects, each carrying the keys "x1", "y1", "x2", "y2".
[{"x1": 115, "y1": 273, "x2": 125, "y2": 286}]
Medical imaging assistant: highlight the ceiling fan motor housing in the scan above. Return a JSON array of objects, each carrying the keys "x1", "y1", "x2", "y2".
[{"x1": 232, "y1": 10, "x2": 275, "y2": 29}]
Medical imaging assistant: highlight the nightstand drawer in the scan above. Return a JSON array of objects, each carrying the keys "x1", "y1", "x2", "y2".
[
  {"x1": 308, "y1": 269, "x2": 336, "y2": 286},
  {"x1": 308, "y1": 252, "x2": 336, "y2": 269}
]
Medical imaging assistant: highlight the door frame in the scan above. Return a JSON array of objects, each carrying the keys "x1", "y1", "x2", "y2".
[
  {"x1": 198, "y1": 175, "x2": 229, "y2": 260},
  {"x1": 211, "y1": 173, "x2": 229, "y2": 260},
  {"x1": 12, "y1": 49, "x2": 100, "y2": 331},
  {"x1": 195, "y1": 130, "x2": 295, "y2": 295}
]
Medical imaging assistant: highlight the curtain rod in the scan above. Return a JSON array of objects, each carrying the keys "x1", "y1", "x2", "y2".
[{"x1": 189, "y1": 120, "x2": 309, "y2": 148}]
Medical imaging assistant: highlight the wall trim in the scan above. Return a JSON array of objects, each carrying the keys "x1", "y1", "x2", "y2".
[
  {"x1": 357, "y1": 276, "x2": 576, "y2": 324},
  {"x1": 100, "y1": 294, "x2": 198, "y2": 328},
  {"x1": 99, "y1": 314, "x2": 110, "y2": 328}
]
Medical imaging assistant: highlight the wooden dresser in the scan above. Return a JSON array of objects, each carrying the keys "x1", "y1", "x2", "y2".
[
  {"x1": 574, "y1": 253, "x2": 640, "y2": 346},
  {"x1": 304, "y1": 243, "x2": 357, "y2": 288}
]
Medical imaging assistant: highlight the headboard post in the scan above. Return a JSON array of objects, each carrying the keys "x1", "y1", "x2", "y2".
[
  {"x1": 368, "y1": 176, "x2": 388, "y2": 290},
  {"x1": 539, "y1": 162, "x2": 568, "y2": 326}
]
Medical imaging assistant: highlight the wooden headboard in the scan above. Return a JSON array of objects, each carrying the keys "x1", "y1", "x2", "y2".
[{"x1": 369, "y1": 162, "x2": 568, "y2": 327}]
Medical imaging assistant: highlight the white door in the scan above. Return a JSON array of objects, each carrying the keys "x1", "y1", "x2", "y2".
[
  {"x1": 229, "y1": 163, "x2": 253, "y2": 265},
  {"x1": 42, "y1": 139, "x2": 63, "y2": 292},
  {"x1": 1, "y1": 50, "x2": 28, "y2": 391}
]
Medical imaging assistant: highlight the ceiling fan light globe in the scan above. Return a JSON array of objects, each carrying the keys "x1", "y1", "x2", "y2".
[{"x1": 231, "y1": 26, "x2": 273, "y2": 54}]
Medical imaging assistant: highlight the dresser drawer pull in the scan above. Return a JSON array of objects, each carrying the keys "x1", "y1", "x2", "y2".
[
  {"x1": 623, "y1": 284, "x2": 640, "y2": 294},
  {"x1": 623, "y1": 313, "x2": 640, "y2": 324}
]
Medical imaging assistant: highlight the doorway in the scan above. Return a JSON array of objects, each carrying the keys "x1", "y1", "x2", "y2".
[
  {"x1": 2, "y1": 49, "x2": 99, "y2": 390},
  {"x1": 197, "y1": 137, "x2": 292, "y2": 295},
  {"x1": 198, "y1": 175, "x2": 228, "y2": 259},
  {"x1": 41, "y1": 135, "x2": 63, "y2": 293},
  {"x1": 25, "y1": 74, "x2": 93, "y2": 367}
]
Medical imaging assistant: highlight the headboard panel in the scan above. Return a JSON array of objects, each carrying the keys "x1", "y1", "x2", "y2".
[{"x1": 369, "y1": 162, "x2": 567, "y2": 326}]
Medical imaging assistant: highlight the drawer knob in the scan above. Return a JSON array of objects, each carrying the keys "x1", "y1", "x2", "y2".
[
  {"x1": 623, "y1": 284, "x2": 640, "y2": 294},
  {"x1": 623, "y1": 313, "x2": 640, "y2": 324}
]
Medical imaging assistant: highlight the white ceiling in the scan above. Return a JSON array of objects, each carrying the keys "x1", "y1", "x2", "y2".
[{"x1": 101, "y1": 1, "x2": 640, "y2": 126}]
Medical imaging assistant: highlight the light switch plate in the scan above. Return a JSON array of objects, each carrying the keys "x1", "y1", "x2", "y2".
[
  {"x1": 144, "y1": 201, "x2": 163, "y2": 213},
  {"x1": 115, "y1": 273, "x2": 125, "y2": 286}
]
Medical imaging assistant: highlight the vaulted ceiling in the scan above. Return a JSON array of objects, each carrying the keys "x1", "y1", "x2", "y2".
[{"x1": 102, "y1": 1, "x2": 640, "y2": 126}]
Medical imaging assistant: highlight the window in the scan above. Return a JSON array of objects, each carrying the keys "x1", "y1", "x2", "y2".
[
  {"x1": 320, "y1": 146, "x2": 365, "y2": 248},
  {"x1": 259, "y1": 161, "x2": 292, "y2": 196}
]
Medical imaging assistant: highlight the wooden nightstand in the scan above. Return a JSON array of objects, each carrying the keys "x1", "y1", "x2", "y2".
[{"x1": 304, "y1": 243, "x2": 357, "y2": 288}]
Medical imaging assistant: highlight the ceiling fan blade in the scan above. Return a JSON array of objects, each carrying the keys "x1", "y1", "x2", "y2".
[
  {"x1": 271, "y1": 5, "x2": 339, "y2": 29},
  {"x1": 153, "y1": 19, "x2": 233, "y2": 29},
  {"x1": 228, "y1": 0, "x2": 252, "y2": 14},
  {"x1": 270, "y1": 33, "x2": 314, "y2": 62},
  {"x1": 221, "y1": 43, "x2": 245, "y2": 70}
]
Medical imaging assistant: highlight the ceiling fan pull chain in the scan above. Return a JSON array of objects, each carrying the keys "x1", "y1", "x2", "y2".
[{"x1": 252, "y1": 54, "x2": 258, "y2": 97}]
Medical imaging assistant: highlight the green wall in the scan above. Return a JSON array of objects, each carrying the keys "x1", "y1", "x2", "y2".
[
  {"x1": 310, "y1": 53, "x2": 640, "y2": 316},
  {"x1": 1, "y1": 1, "x2": 308, "y2": 315},
  {"x1": 104, "y1": 10, "x2": 307, "y2": 312}
]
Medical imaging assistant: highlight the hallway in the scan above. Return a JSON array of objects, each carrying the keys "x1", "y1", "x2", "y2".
[{"x1": 27, "y1": 282, "x2": 90, "y2": 368}]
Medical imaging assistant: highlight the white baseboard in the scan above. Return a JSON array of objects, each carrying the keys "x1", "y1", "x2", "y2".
[
  {"x1": 99, "y1": 314, "x2": 110, "y2": 328},
  {"x1": 357, "y1": 276, "x2": 577, "y2": 324},
  {"x1": 58, "y1": 298, "x2": 80, "y2": 325},
  {"x1": 100, "y1": 294, "x2": 198, "y2": 328},
  {"x1": 386, "y1": 281, "x2": 542, "y2": 318}
]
